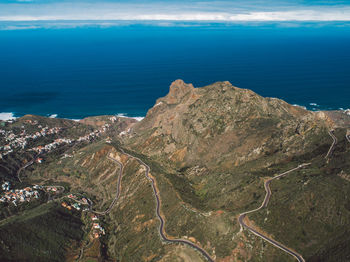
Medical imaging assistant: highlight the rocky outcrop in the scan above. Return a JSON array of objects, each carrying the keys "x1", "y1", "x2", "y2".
[
  {"x1": 165, "y1": 79, "x2": 195, "y2": 104},
  {"x1": 126, "y1": 80, "x2": 328, "y2": 171}
]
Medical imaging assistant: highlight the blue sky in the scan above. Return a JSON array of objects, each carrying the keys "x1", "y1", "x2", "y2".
[{"x1": 1, "y1": 0, "x2": 350, "y2": 21}]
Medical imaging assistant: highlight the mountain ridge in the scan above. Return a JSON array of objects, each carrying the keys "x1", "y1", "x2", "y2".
[
  {"x1": 1, "y1": 80, "x2": 350, "y2": 261},
  {"x1": 126, "y1": 80, "x2": 331, "y2": 171}
]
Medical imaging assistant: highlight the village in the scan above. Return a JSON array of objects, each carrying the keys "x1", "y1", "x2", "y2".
[
  {"x1": 1, "y1": 180, "x2": 106, "y2": 239},
  {"x1": 0, "y1": 181, "x2": 41, "y2": 206},
  {"x1": 61, "y1": 193, "x2": 89, "y2": 211},
  {"x1": 0, "y1": 117, "x2": 112, "y2": 240},
  {"x1": 0, "y1": 181, "x2": 68, "y2": 206},
  {"x1": 0, "y1": 116, "x2": 111, "y2": 159},
  {"x1": 0, "y1": 123, "x2": 62, "y2": 159},
  {"x1": 29, "y1": 123, "x2": 110, "y2": 154},
  {"x1": 90, "y1": 213, "x2": 106, "y2": 239},
  {"x1": 61, "y1": 194, "x2": 105, "y2": 239}
]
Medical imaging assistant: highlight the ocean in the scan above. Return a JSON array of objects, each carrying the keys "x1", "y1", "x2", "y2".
[{"x1": 0, "y1": 22, "x2": 349, "y2": 120}]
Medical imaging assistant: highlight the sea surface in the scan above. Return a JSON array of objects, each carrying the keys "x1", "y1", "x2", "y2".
[{"x1": 0, "y1": 22, "x2": 350, "y2": 119}]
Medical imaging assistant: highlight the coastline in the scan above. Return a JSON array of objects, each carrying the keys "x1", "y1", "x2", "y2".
[
  {"x1": 2, "y1": 104, "x2": 350, "y2": 122},
  {"x1": 0, "y1": 112, "x2": 145, "y2": 122}
]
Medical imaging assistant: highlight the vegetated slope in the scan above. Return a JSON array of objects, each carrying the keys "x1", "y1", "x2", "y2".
[
  {"x1": 79, "y1": 114, "x2": 137, "y2": 129},
  {"x1": 0, "y1": 202, "x2": 84, "y2": 262},
  {"x1": 0, "y1": 115, "x2": 95, "y2": 182},
  {"x1": 250, "y1": 128, "x2": 350, "y2": 262},
  {"x1": 30, "y1": 142, "x2": 119, "y2": 208},
  {"x1": 0, "y1": 114, "x2": 135, "y2": 183},
  {"x1": 124, "y1": 80, "x2": 332, "y2": 212},
  {"x1": 121, "y1": 80, "x2": 350, "y2": 261},
  {"x1": 127, "y1": 80, "x2": 328, "y2": 171},
  {"x1": 1, "y1": 80, "x2": 349, "y2": 261},
  {"x1": 30, "y1": 141, "x2": 174, "y2": 261}
]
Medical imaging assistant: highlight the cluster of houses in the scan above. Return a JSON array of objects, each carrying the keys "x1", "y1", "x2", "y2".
[
  {"x1": 119, "y1": 127, "x2": 134, "y2": 137},
  {"x1": 67, "y1": 193, "x2": 89, "y2": 205},
  {"x1": 0, "y1": 120, "x2": 111, "y2": 160},
  {"x1": 61, "y1": 194, "x2": 89, "y2": 212},
  {"x1": 2, "y1": 181, "x2": 10, "y2": 191},
  {"x1": 24, "y1": 119, "x2": 38, "y2": 125},
  {"x1": 0, "y1": 182, "x2": 41, "y2": 206},
  {"x1": 61, "y1": 201, "x2": 82, "y2": 211},
  {"x1": 60, "y1": 194, "x2": 105, "y2": 238},
  {"x1": 44, "y1": 186, "x2": 60, "y2": 194},
  {"x1": 109, "y1": 116, "x2": 117, "y2": 123},
  {"x1": 90, "y1": 214, "x2": 105, "y2": 239},
  {"x1": 77, "y1": 124, "x2": 110, "y2": 143},
  {"x1": 29, "y1": 138, "x2": 74, "y2": 154},
  {"x1": 29, "y1": 124, "x2": 111, "y2": 155},
  {"x1": 0, "y1": 125, "x2": 62, "y2": 159}
]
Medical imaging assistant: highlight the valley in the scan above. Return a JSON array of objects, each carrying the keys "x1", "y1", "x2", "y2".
[{"x1": 0, "y1": 80, "x2": 350, "y2": 261}]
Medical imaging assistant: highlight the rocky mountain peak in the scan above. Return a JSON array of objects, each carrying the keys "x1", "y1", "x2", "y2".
[
  {"x1": 165, "y1": 79, "x2": 195, "y2": 104},
  {"x1": 127, "y1": 80, "x2": 327, "y2": 171}
]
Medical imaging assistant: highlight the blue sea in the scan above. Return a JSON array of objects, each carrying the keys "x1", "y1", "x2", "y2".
[{"x1": 0, "y1": 22, "x2": 349, "y2": 119}]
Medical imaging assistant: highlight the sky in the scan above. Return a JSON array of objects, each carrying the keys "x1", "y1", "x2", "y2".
[{"x1": 1, "y1": 0, "x2": 350, "y2": 22}]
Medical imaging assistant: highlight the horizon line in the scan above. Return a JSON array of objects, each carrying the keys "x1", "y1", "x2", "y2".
[{"x1": 2, "y1": 19, "x2": 350, "y2": 22}]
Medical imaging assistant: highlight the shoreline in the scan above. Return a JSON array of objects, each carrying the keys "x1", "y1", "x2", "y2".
[
  {"x1": 0, "y1": 112, "x2": 145, "y2": 122},
  {"x1": 2, "y1": 107, "x2": 350, "y2": 123}
]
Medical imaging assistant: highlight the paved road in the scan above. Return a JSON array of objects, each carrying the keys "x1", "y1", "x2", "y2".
[
  {"x1": 238, "y1": 163, "x2": 311, "y2": 262},
  {"x1": 325, "y1": 130, "x2": 337, "y2": 159},
  {"x1": 118, "y1": 148, "x2": 214, "y2": 262},
  {"x1": 16, "y1": 138, "x2": 88, "y2": 183},
  {"x1": 16, "y1": 140, "x2": 78, "y2": 183},
  {"x1": 17, "y1": 158, "x2": 36, "y2": 183},
  {"x1": 77, "y1": 156, "x2": 123, "y2": 261},
  {"x1": 92, "y1": 156, "x2": 124, "y2": 215},
  {"x1": 45, "y1": 185, "x2": 66, "y2": 202}
]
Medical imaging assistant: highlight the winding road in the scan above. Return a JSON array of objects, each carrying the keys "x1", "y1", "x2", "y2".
[
  {"x1": 118, "y1": 148, "x2": 214, "y2": 262},
  {"x1": 17, "y1": 157, "x2": 36, "y2": 183},
  {"x1": 325, "y1": 130, "x2": 337, "y2": 159},
  {"x1": 14, "y1": 127, "x2": 347, "y2": 261},
  {"x1": 13, "y1": 142, "x2": 213, "y2": 261},
  {"x1": 238, "y1": 129, "x2": 341, "y2": 261},
  {"x1": 16, "y1": 138, "x2": 93, "y2": 183},
  {"x1": 238, "y1": 163, "x2": 311, "y2": 262},
  {"x1": 77, "y1": 156, "x2": 124, "y2": 261},
  {"x1": 89, "y1": 130, "x2": 341, "y2": 261},
  {"x1": 91, "y1": 156, "x2": 124, "y2": 215}
]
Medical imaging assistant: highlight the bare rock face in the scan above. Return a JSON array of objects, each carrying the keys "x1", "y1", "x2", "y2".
[
  {"x1": 165, "y1": 79, "x2": 195, "y2": 104},
  {"x1": 127, "y1": 80, "x2": 328, "y2": 171}
]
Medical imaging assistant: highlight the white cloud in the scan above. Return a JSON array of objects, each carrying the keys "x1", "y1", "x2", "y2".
[
  {"x1": 0, "y1": 25, "x2": 40, "y2": 30},
  {"x1": 1, "y1": 10, "x2": 350, "y2": 21},
  {"x1": 0, "y1": 2, "x2": 350, "y2": 21},
  {"x1": 135, "y1": 10, "x2": 350, "y2": 21}
]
